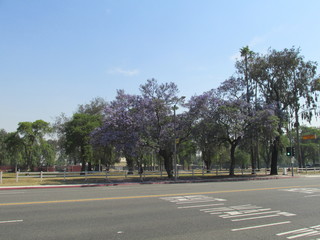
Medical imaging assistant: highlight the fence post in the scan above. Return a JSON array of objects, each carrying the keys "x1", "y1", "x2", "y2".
[
  {"x1": 16, "y1": 171, "x2": 19, "y2": 183},
  {"x1": 85, "y1": 171, "x2": 87, "y2": 181},
  {"x1": 192, "y1": 168, "x2": 194, "y2": 178},
  {"x1": 0, "y1": 171, "x2": 2, "y2": 184},
  {"x1": 40, "y1": 171, "x2": 43, "y2": 182},
  {"x1": 64, "y1": 170, "x2": 66, "y2": 181}
]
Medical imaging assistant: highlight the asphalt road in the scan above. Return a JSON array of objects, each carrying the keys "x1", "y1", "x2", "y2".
[{"x1": 1, "y1": 177, "x2": 320, "y2": 240}]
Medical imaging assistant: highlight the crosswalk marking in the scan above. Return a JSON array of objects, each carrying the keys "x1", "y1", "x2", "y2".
[
  {"x1": 220, "y1": 210, "x2": 280, "y2": 218},
  {"x1": 160, "y1": 195, "x2": 226, "y2": 204},
  {"x1": 304, "y1": 194, "x2": 320, "y2": 198},
  {"x1": 232, "y1": 221, "x2": 291, "y2": 232},
  {"x1": 0, "y1": 220, "x2": 23, "y2": 224},
  {"x1": 160, "y1": 195, "x2": 298, "y2": 236},
  {"x1": 277, "y1": 225, "x2": 320, "y2": 239},
  {"x1": 281, "y1": 188, "x2": 320, "y2": 194},
  {"x1": 200, "y1": 204, "x2": 263, "y2": 214},
  {"x1": 288, "y1": 231, "x2": 320, "y2": 239},
  {"x1": 231, "y1": 213, "x2": 289, "y2": 221},
  {"x1": 177, "y1": 203, "x2": 224, "y2": 209}
]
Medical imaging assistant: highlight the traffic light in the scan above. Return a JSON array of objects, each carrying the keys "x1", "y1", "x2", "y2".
[
  {"x1": 286, "y1": 147, "x2": 295, "y2": 157},
  {"x1": 286, "y1": 147, "x2": 291, "y2": 156},
  {"x1": 291, "y1": 147, "x2": 295, "y2": 156}
]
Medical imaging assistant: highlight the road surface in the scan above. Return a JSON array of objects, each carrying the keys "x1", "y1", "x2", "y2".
[{"x1": 1, "y1": 177, "x2": 320, "y2": 240}]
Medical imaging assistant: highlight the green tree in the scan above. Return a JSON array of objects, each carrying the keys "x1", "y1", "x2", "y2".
[
  {"x1": 77, "y1": 97, "x2": 107, "y2": 116},
  {"x1": 17, "y1": 120, "x2": 52, "y2": 170},
  {"x1": 0, "y1": 129, "x2": 9, "y2": 166},
  {"x1": 177, "y1": 139, "x2": 197, "y2": 170},
  {"x1": 252, "y1": 47, "x2": 318, "y2": 174},
  {"x1": 54, "y1": 98, "x2": 107, "y2": 169},
  {"x1": 4, "y1": 131, "x2": 24, "y2": 172},
  {"x1": 238, "y1": 46, "x2": 259, "y2": 172},
  {"x1": 288, "y1": 50, "x2": 318, "y2": 168},
  {"x1": 192, "y1": 119, "x2": 220, "y2": 172},
  {"x1": 64, "y1": 113, "x2": 102, "y2": 171},
  {"x1": 295, "y1": 126, "x2": 320, "y2": 166}
]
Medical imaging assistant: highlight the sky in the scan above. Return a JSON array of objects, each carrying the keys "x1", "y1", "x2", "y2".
[{"x1": 1, "y1": 0, "x2": 320, "y2": 132}]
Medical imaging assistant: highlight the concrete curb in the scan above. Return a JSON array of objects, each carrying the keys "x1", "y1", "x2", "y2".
[{"x1": 0, "y1": 175, "x2": 300, "y2": 191}]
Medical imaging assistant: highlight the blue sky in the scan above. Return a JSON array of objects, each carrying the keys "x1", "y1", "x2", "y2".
[{"x1": 1, "y1": 0, "x2": 320, "y2": 132}]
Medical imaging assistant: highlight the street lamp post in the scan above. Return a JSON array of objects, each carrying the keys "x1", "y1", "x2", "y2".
[
  {"x1": 173, "y1": 96, "x2": 185, "y2": 181},
  {"x1": 173, "y1": 104, "x2": 177, "y2": 181},
  {"x1": 287, "y1": 111, "x2": 294, "y2": 177}
]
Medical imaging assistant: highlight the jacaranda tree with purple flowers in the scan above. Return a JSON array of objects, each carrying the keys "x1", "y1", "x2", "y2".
[{"x1": 92, "y1": 79, "x2": 192, "y2": 178}]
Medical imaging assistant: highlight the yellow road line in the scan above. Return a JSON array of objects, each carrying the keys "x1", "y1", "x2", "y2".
[{"x1": 1, "y1": 184, "x2": 320, "y2": 206}]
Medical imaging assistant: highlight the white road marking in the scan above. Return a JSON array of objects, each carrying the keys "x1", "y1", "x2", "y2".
[
  {"x1": 277, "y1": 225, "x2": 320, "y2": 239},
  {"x1": 161, "y1": 195, "x2": 297, "y2": 234},
  {"x1": 281, "y1": 188, "x2": 320, "y2": 194},
  {"x1": 277, "y1": 228, "x2": 311, "y2": 236},
  {"x1": 178, "y1": 203, "x2": 224, "y2": 209},
  {"x1": 200, "y1": 204, "x2": 262, "y2": 213},
  {"x1": 0, "y1": 191, "x2": 25, "y2": 195},
  {"x1": 160, "y1": 195, "x2": 226, "y2": 205},
  {"x1": 305, "y1": 194, "x2": 320, "y2": 198},
  {"x1": 231, "y1": 214, "x2": 282, "y2": 221},
  {"x1": 0, "y1": 220, "x2": 23, "y2": 224},
  {"x1": 220, "y1": 210, "x2": 280, "y2": 218},
  {"x1": 287, "y1": 231, "x2": 320, "y2": 239},
  {"x1": 231, "y1": 221, "x2": 291, "y2": 232},
  {"x1": 176, "y1": 199, "x2": 225, "y2": 204},
  {"x1": 231, "y1": 211, "x2": 296, "y2": 221}
]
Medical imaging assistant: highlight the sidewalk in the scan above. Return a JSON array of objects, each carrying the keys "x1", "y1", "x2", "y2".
[{"x1": 0, "y1": 174, "x2": 300, "y2": 190}]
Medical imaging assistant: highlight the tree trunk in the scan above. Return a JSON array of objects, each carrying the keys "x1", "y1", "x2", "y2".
[
  {"x1": 270, "y1": 137, "x2": 279, "y2": 175},
  {"x1": 256, "y1": 139, "x2": 260, "y2": 169},
  {"x1": 159, "y1": 149, "x2": 173, "y2": 178},
  {"x1": 229, "y1": 137, "x2": 241, "y2": 176},
  {"x1": 229, "y1": 143, "x2": 236, "y2": 176},
  {"x1": 203, "y1": 150, "x2": 212, "y2": 173},
  {"x1": 125, "y1": 156, "x2": 134, "y2": 174},
  {"x1": 251, "y1": 139, "x2": 256, "y2": 174},
  {"x1": 81, "y1": 163, "x2": 86, "y2": 172}
]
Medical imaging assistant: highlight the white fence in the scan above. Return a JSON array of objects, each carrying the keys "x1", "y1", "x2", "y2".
[
  {"x1": 1, "y1": 167, "x2": 320, "y2": 184},
  {"x1": 10, "y1": 171, "x2": 130, "y2": 183},
  {"x1": 297, "y1": 167, "x2": 320, "y2": 174}
]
